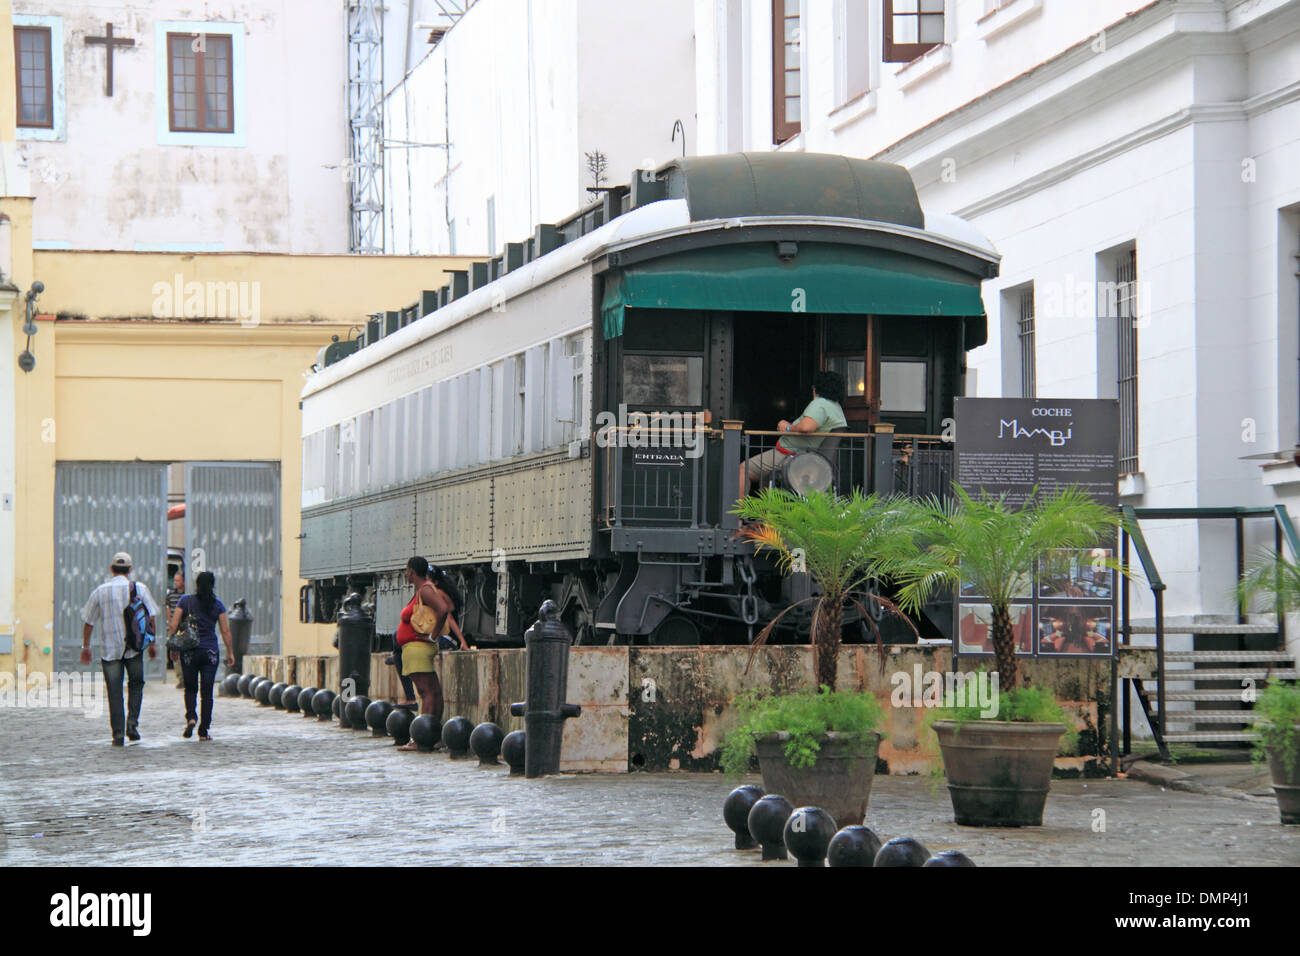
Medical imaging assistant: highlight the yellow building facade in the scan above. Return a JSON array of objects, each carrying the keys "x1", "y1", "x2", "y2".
[{"x1": 5, "y1": 249, "x2": 476, "y2": 677}]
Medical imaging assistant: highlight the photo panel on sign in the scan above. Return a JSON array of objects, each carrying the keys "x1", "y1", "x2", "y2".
[
  {"x1": 957, "y1": 603, "x2": 1034, "y2": 656},
  {"x1": 1038, "y1": 548, "x2": 1114, "y2": 601},
  {"x1": 1038, "y1": 604, "x2": 1113, "y2": 656}
]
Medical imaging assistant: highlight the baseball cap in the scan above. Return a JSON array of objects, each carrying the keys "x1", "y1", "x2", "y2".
[{"x1": 111, "y1": 551, "x2": 133, "y2": 570}]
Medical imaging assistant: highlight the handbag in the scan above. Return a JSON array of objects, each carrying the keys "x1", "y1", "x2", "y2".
[
  {"x1": 410, "y1": 593, "x2": 439, "y2": 635},
  {"x1": 166, "y1": 614, "x2": 202, "y2": 655}
]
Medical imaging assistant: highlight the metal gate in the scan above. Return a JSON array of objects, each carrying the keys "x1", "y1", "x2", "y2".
[
  {"x1": 185, "y1": 463, "x2": 281, "y2": 656},
  {"x1": 53, "y1": 463, "x2": 168, "y2": 675}
]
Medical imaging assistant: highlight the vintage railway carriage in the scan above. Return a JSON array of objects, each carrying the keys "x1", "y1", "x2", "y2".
[{"x1": 299, "y1": 152, "x2": 1000, "y2": 646}]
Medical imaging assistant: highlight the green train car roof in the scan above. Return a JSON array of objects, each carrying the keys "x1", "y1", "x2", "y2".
[{"x1": 661, "y1": 152, "x2": 925, "y2": 228}]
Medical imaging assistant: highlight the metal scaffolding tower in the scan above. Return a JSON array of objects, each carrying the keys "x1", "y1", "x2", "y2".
[{"x1": 347, "y1": 0, "x2": 384, "y2": 254}]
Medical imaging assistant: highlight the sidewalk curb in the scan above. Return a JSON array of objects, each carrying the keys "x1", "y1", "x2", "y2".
[{"x1": 1128, "y1": 761, "x2": 1275, "y2": 804}]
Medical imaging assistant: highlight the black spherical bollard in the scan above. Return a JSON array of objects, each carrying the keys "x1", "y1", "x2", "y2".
[
  {"x1": 469, "y1": 722, "x2": 505, "y2": 766},
  {"x1": 298, "y1": 686, "x2": 318, "y2": 715},
  {"x1": 345, "y1": 695, "x2": 372, "y2": 730},
  {"x1": 386, "y1": 706, "x2": 414, "y2": 746},
  {"x1": 282, "y1": 685, "x2": 302, "y2": 713},
  {"x1": 826, "y1": 825, "x2": 884, "y2": 867},
  {"x1": 441, "y1": 716, "x2": 473, "y2": 759},
  {"x1": 747, "y1": 794, "x2": 794, "y2": 861},
  {"x1": 312, "y1": 688, "x2": 336, "y2": 721},
  {"x1": 783, "y1": 807, "x2": 838, "y2": 868},
  {"x1": 366, "y1": 700, "x2": 394, "y2": 736},
  {"x1": 269, "y1": 682, "x2": 288, "y2": 709},
  {"x1": 723, "y1": 785, "x2": 766, "y2": 850},
  {"x1": 409, "y1": 714, "x2": 442, "y2": 752},
  {"x1": 501, "y1": 730, "x2": 526, "y2": 775},
  {"x1": 334, "y1": 693, "x2": 350, "y2": 727},
  {"x1": 254, "y1": 679, "x2": 273, "y2": 705},
  {"x1": 238, "y1": 673, "x2": 255, "y2": 698},
  {"x1": 221, "y1": 674, "x2": 241, "y2": 697},
  {"x1": 924, "y1": 850, "x2": 977, "y2": 868},
  {"x1": 874, "y1": 836, "x2": 932, "y2": 868}
]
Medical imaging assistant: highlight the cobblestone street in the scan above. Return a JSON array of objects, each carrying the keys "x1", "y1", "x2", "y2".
[{"x1": 2, "y1": 682, "x2": 1298, "y2": 867}]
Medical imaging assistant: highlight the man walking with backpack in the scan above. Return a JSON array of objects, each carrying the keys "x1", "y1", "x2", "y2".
[{"x1": 80, "y1": 552, "x2": 159, "y2": 746}]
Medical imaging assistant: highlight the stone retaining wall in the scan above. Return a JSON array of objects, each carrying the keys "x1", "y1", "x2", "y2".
[{"x1": 243, "y1": 645, "x2": 1152, "y2": 775}]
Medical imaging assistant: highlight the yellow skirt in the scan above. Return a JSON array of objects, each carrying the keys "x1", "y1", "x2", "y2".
[{"x1": 401, "y1": 640, "x2": 439, "y2": 675}]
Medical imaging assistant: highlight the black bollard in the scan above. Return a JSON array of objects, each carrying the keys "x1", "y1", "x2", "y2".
[
  {"x1": 336, "y1": 592, "x2": 374, "y2": 699},
  {"x1": 298, "y1": 686, "x2": 319, "y2": 715},
  {"x1": 345, "y1": 695, "x2": 371, "y2": 730},
  {"x1": 312, "y1": 688, "x2": 336, "y2": 721},
  {"x1": 221, "y1": 674, "x2": 241, "y2": 697},
  {"x1": 723, "y1": 785, "x2": 766, "y2": 850},
  {"x1": 874, "y1": 836, "x2": 931, "y2": 868},
  {"x1": 924, "y1": 850, "x2": 977, "y2": 868},
  {"x1": 238, "y1": 673, "x2": 255, "y2": 698},
  {"x1": 334, "y1": 693, "x2": 349, "y2": 727},
  {"x1": 366, "y1": 700, "x2": 394, "y2": 736},
  {"x1": 501, "y1": 730, "x2": 526, "y2": 775},
  {"x1": 282, "y1": 684, "x2": 302, "y2": 713},
  {"x1": 783, "y1": 807, "x2": 838, "y2": 867},
  {"x1": 254, "y1": 678, "x2": 273, "y2": 705},
  {"x1": 269, "y1": 682, "x2": 287, "y2": 709},
  {"x1": 385, "y1": 705, "x2": 413, "y2": 744},
  {"x1": 470, "y1": 722, "x2": 505, "y2": 766},
  {"x1": 748, "y1": 795, "x2": 794, "y2": 861},
  {"x1": 508, "y1": 601, "x2": 581, "y2": 778},
  {"x1": 827, "y1": 825, "x2": 884, "y2": 867},
  {"x1": 409, "y1": 714, "x2": 442, "y2": 752},
  {"x1": 441, "y1": 716, "x2": 473, "y2": 759}
]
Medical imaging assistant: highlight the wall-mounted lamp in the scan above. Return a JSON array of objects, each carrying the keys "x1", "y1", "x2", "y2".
[{"x1": 18, "y1": 280, "x2": 43, "y2": 373}]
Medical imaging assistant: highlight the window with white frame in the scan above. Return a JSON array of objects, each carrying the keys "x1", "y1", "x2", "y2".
[
  {"x1": 155, "y1": 21, "x2": 245, "y2": 147},
  {"x1": 14, "y1": 14, "x2": 63, "y2": 141},
  {"x1": 883, "y1": 0, "x2": 944, "y2": 63}
]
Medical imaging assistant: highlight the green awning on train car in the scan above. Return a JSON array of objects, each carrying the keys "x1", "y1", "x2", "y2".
[{"x1": 601, "y1": 243, "x2": 988, "y2": 342}]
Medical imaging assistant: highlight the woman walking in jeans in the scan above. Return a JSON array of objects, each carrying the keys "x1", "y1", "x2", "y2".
[{"x1": 167, "y1": 571, "x2": 236, "y2": 740}]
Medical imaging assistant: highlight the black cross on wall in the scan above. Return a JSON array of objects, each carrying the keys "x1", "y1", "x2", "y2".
[{"x1": 85, "y1": 22, "x2": 135, "y2": 97}]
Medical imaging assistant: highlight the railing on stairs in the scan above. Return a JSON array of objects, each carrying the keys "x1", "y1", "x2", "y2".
[{"x1": 1115, "y1": 505, "x2": 1300, "y2": 774}]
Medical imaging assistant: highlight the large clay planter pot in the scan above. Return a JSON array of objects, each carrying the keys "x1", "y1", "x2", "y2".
[
  {"x1": 753, "y1": 731, "x2": 880, "y2": 829},
  {"x1": 1265, "y1": 741, "x2": 1300, "y2": 825},
  {"x1": 932, "y1": 720, "x2": 1065, "y2": 827}
]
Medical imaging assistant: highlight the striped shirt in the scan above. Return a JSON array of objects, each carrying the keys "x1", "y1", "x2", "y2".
[{"x1": 81, "y1": 576, "x2": 159, "y2": 662}]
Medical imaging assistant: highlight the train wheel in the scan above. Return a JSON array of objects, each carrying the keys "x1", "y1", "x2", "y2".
[{"x1": 648, "y1": 613, "x2": 700, "y2": 647}]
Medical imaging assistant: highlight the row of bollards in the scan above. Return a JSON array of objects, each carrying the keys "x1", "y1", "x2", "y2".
[
  {"x1": 724, "y1": 785, "x2": 977, "y2": 867},
  {"x1": 221, "y1": 672, "x2": 529, "y2": 775}
]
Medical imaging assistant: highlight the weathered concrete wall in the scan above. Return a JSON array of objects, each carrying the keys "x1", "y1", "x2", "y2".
[{"x1": 246, "y1": 645, "x2": 1121, "y2": 776}]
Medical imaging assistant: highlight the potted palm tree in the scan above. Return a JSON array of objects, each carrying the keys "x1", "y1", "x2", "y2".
[
  {"x1": 727, "y1": 488, "x2": 926, "y2": 826},
  {"x1": 1237, "y1": 552, "x2": 1300, "y2": 825},
  {"x1": 892, "y1": 485, "x2": 1126, "y2": 827}
]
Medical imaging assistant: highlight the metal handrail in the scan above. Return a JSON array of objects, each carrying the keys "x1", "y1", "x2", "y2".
[{"x1": 1115, "y1": 504, "x2": 1296, "y2": 771}]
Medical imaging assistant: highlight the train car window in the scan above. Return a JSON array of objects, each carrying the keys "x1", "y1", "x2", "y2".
[
  {"x1": 827, "y1": 356, "x2": 867, "y2": 400},
  {"x1": 880, "y1": 360, "x2": 928, "y2": 413},
  {"x1": 823, "y1": 316, "x2": 867, "y2": 353},
  {"x1": 623, "y1": 354, "x2": 704, "y2": 407},
  {"x1": 623, "y1": 309, "x2": 706, "y2": 352}
]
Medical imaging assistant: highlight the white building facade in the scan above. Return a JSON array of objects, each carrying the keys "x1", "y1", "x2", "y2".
[
  {"x1": 14, "y1": 0, "x2": 349, "y2": 253},
  {"x1": 380, "y1": 0, "x2": 698, "y2": 256},
  {"x1": 695, "y1": 0, "x2": 1300, "y2": 647}
]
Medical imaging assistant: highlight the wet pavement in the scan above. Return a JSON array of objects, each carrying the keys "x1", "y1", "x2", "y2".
[{"x1": 2, "y1": 682, "x2": 1298, "y2": 866}]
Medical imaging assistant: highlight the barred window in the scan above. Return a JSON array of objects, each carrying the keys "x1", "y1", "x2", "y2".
[
  {"x1": 1018, "y1": 285, "x2": 1036, "y2": 399},
  {"x1": 1116, "y1": 250, "x2": 1139, "y2": 475}
]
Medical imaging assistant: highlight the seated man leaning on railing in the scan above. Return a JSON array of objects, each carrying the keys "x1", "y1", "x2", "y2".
[{"x1": 738, "y1": 370, "x2": 848, "y2": 497}]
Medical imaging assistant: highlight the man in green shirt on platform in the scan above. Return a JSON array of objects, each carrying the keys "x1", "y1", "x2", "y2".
[{"x1": 739, "y1": 370, "x2": 848, "y2": 495}]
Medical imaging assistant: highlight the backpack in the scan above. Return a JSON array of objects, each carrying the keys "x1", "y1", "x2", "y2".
[{"x1": 123, "y1": 581, "x2": 155, "y2": 653}]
